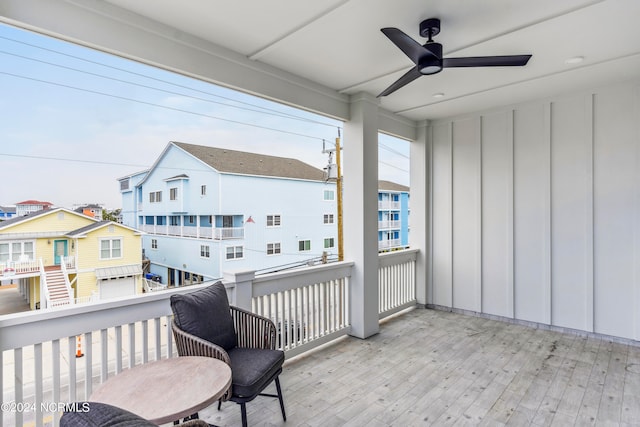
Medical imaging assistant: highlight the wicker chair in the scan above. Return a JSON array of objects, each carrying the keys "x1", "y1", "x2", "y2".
[{"x1": 170, "y1": 282, "x2": 286, "y2": 427}]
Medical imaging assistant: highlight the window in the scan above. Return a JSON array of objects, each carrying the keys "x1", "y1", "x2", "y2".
[
  {"x1": 226, "y1": 246, "x2": 243, "y2": 260},
  {"x1": 151, "y1": 239, "x2": 158, "y2": 249},
  {"x1": 323, "y1": 214, "x2": 334, "y2": 224},
  {"x1": 267, "y1": 242, "x2": 281, "y2": 255},
  {"x1": 149, "y1": 191, "x2": 162, "y2": 203},
  {"x1": 119, "y1": 178, "x2": 130, "y2": 191},
  {"x1": 200, "y1": 245, "x2": 210, "y2": 258},
  {"x1": 100, "y1": 238, "x2": 122, "y2": 259},
  {"x1": 170, "y1": 216, "x2": 180, "y2": 226},
  {"x1": 0, "y1": 243, "x2": 9, "y2": 262},
  {"x1": 298, "y1": 240, "x2": 311, "y2": 251},
  {"x1": 170, "y1": 187, "x2": 178, "y2": 201},
  {"x1": 201, "y1": 185, "x2": 207, "y2": 196},
  {"x1": 324, "y1": 238, "x2": 335, "y2": 249},
  {"x1": 23, "y1": 242, "x2": 34, "y2": 259},
  {"x1": 0, "y1": 241, "x2": 35, "y2": 262},
  {"x1": 323, "y1": 190, "x2": 335, "y2": 201},
  {"x1": 266, "y1": 214, "x2": 281, "y2": 227}
]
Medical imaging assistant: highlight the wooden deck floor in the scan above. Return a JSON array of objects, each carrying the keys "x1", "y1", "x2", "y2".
[{"x1": 195, "y1": 308, "x2": 640, "y2": 427}]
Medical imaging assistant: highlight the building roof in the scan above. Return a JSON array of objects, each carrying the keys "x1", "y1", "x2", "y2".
[
  {"x1": 378, "y1": 180, "x2": 410, "y2": 192},
  {"x1": 173, "y1": 141, "x2": 326, "y2": 181},
  {"x1": 66, "y1": 220, "x2": 142, "y2": 237},
  {"x1": 0, "y1": 206, "x2": 16, "y2": 213},
  {"x1": 16, "y1": 200, "x2": 53, "y2": 206},
  {"x1": 0, "y1": 207, "x2": 95, "y2": 231}
]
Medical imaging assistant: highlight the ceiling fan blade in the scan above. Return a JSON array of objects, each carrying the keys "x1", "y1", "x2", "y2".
[
  {"x1": 443, "y1": 55, "x2": 531, "y2": 68},
  {"x1": 377, "y1": 66, "x2": 422, "y2": 97},
  {"x1": 381, "y1": 28, "x2": 435, "y2": 65}
]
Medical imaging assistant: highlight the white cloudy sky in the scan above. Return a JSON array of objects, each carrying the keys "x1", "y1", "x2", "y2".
[{"x1": 0, "y1": 23, "x2": 410, "y2": 209}]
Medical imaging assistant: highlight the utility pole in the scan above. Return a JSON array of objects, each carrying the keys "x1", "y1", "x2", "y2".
[{"x1": 324, "y1": 132, "x2": 344, "y2": 261}]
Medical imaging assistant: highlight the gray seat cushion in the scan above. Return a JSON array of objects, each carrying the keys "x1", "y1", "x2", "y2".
[
  {"x1": 60, "y1": 402, "x2": 156, "y2": 426},
  {"x1": 227, "y1": 347, "x2": 285, "y2": 397},
  {"x1": 170, "y1": 282, "x2": 237, "y2": 351}
]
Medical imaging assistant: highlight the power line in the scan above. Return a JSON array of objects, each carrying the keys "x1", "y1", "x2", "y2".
[
  {"x1": 0, "y1": 48, "x2": 341, "y2": 129},
  {"x1": 379, "y1": 142, "x2": 410, "y2": 159},
  {"x1": 379, "y1": 159, "x2": 409, "y2": 173},
  {"x1": 0, "y1": 70, "x2": 327, "y2": 142},
  {"x1": 0, "y1": 34, "x2": 341, "y2": 129}
]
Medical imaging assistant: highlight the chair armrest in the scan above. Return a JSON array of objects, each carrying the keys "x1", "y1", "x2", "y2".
[
  {"x1": 230, "y1": 306, "x2": 278, "y2": 350},
  {"x1": 171, "y1": 319, "x2": 232, "y2": 365}
]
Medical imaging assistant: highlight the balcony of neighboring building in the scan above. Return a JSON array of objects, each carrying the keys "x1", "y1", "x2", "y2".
[{"x1": 139, "y1": 214, "x2": 245, "y2": 240}]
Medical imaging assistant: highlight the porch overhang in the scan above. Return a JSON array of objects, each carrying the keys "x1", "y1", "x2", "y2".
[{"x1": 94, "y1": 264, "x2": 142, "y2": 280}]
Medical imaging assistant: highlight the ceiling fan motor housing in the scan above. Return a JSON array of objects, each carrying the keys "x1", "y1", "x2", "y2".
[{"x1": 419, "y1": 42, "x2": 443, "y2": 74}]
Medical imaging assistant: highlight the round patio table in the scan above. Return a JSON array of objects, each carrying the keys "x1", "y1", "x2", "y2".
[{"x1": 90, "y1": 356, "x2": 231, "y2": 424}]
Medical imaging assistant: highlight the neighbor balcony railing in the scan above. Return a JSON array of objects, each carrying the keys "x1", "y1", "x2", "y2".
[
  {"x1": 0, "y1": 259, "x2": 39, "y2": 277},
  {"x1": 1, "y1": 256, "x2": 76, "y2": 279},
  {"x1": 0, "y1": 250, "x2": 417, "y2": 427},
  {"x1": 139, "y1": 224, "x2": 244, "y2": 240}
]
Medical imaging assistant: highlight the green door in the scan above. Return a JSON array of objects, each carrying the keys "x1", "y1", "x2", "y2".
[{"x1": 53, "y1": 240, "x2": 68, "y2": 265}]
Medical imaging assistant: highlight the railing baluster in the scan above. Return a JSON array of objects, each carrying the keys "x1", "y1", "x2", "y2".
[
  {"x1": 115, "y1": 327, "x2": 122, "y2": 374},
  {"x1": 84, "y1": 331, "x2": 92, "y2": 399},
  {"x1": 34, "y1": 343, "x2": 43, "y2": 427},
  {"x1": 128, "y1": 323, "x2": 135, "y2": 368},
  {"x1": 67, "y1": 338, "x2": 76, "y2": 403},
  {"x1": 142, "y1": 320, "x2": 149, "y2": 363},
  {"x1": 100, "y1": 329, "x2": 108, "y2": 382},
  {"x1": 14, "y1": 348, "x2": 23, "y2": 427},
  {"x1": 154, "y1": 318, "x2": 161, "y2": 361}
]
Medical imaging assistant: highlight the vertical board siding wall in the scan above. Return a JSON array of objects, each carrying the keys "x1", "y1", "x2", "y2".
[{"x1": 429, "y1": 82, "x2": 640, "y2": 341}]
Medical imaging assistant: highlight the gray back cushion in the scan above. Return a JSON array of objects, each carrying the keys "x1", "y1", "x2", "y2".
[
  {"x1": 60, "y1": 402, "x2": 157, "y2": 426},
  {"x1": 170, "y1": 282, "x2": 237, "y2": 351}
]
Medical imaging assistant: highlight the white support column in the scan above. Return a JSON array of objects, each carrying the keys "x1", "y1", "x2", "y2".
[
  {"x1": 343, "y1": 92, "x2": 380, "y2": 339},
  {"x1": 412, "y1": 121, "x2": 430, "y2": 306}
]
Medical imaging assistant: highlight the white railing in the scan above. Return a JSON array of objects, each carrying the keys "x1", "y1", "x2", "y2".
[
  {"x1": 378, "y1": 200, "x2": 401, "y2": 210},
  {"x1": 38, "y1": 259, "x2": 51, "y2": 310},
  {"x1": 378, "y1": 238, "x2": 402, "y2": 249},
  {"x1": 199, "y1": 227, "x2": 213, "y2": 239},
  {"x1": 61, "y1": 256, "x2": 76, "y2": 271},
  {"x1": 138, "y1": 225, "x2": 243, "y2": 240},
  {"x1": 182, "y1": 226, "x2": 198, "y2": 238},
  {"x1": 59, "y1": 258, "x2": 74, "y2": 305},
  {"x1": 167, "y1": 225, "x2": 181, "y2": 236},
  {"x1": 143, "y1": 278, "x2": 168, "y2": 293},
  {"x1": 213, "y1": 227, "x2": 244, "y2": 240},
  {"x1": 1, "y1": 259, "x2": 40, "y2": 277},
  {"x1": 0, "y1": 253, "x2": 414, "y2": 426},
  {"x1": 378, "y1": 220, "x2": 402, "y2": 229},
  {"x1": 248, "y1": 261, "x2": 353, "y2": 358},
  {"x1": 74, "y1": 291, "x2": 98, "y2": 305},
  {"x1": 378, "y1": 248, "x2": 417, "y2": 319}
]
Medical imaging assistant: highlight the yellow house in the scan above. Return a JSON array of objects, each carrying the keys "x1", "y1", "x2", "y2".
[{"x1": 0, "y1": 208, "x2": 143, "y2": 309}]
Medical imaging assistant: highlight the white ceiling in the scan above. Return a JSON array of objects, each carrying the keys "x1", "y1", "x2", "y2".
[
  {"x1": 97, "y1": 0, "x2": 640, "y2": 122},
  {"x1": 3, "y1": 0, "x2": 640, "y2": 124}
]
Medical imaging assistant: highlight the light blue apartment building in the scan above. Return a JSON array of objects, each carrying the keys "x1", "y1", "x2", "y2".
[
  {"x1": 377, "y1": 180, "x2": 410, "y2": 251},
  {"x1": 119, "y1": 141, "x2": 338, "y2": 285}
]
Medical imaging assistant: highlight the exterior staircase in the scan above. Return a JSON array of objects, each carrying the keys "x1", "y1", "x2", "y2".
[{"x1": 44, "y1": 266, "x2": 72, "y2": 307}]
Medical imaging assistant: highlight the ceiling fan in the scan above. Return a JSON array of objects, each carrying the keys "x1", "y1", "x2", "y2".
[{"x1": 378, "y1": 18, "x2": 532, "y2": 97}]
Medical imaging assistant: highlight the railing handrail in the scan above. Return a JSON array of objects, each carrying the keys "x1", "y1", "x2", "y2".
[
  {"x1": 0, "y1": 282, "x2": 215, "y2": 352},
  {"x1": 378, "y1": 248, "x2": 418, "y2": 268},
  {"x1": 38, "y1": 258, "x2": 50, "y2": 310},
  {"x1": 252, "y1": 260, "x2": 354, "y2": 297},
  {"x1": 59, "y1": 256, "x2": 75, "y2": 304}
]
